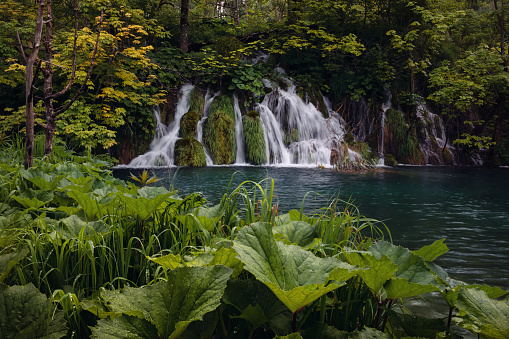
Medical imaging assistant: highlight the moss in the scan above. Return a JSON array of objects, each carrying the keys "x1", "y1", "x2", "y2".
[
  {"x1": 203, "y1": 110, "x2": 236, "y2": 164},
  {"x1": 179, "y1": 110, "x2": 200, "y2": 139},
  {"x1": 386, "y1": 109, "x2": 425, "y2": 164},
  {"x1": 209, "y1": 94, "x2": 235, "y2": 121},
  {"x1": 189, "y1": 88, "x2": 205, "y2": 116},
  {"x1": 384, "y1": 154, "x2": 398, "y2": 166},
  {"x1": 344, "y1": 132, "x2": 355, "y2": 144},
  {"x1": 442, "y1": 148, "x2": 453, "y2": 165},
  {"x1": 174, "y1": 138, "x2": 206, "y2": 167},
  {"x1": 434, "y1": 115, "x2": 443, "y2": 136},
  {"x1": 246, "y1": 110, "x2": 259, "y2": 119},
  {"x1": 243, "y1": 115, "x2": 266, "y2": 165}
]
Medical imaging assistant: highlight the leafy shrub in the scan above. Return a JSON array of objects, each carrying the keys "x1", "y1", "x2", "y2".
[
  {"x1": 179, "y1": 111, "x2": 200, "y2": 139},
  {"x1": 203, "y1": 110, "x2": 236, "y2": 164},
  {"x1": 243, "y1": 111, "x2": 266, "y2": 165},
  {"x1": 174, "y1": 138, "x2": 206, "y2": 166}
]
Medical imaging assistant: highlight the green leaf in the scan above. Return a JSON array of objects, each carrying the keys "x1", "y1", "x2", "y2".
[
  {"x1": 0, "y1": 248, "x2": 29, "y2": 283},
  {"x1": 223, "y1": 279, "x2": 292, "y2": 335},
  {"x1": 58, "y1": 215, "x2": 110, "y2": 239},
  {"x1": 342, "y1": 251, "x2": 398, "y2": 293},
  {"x1": 149, "y1": 248, "x2": 243, "y2": 277},
  {"x1": 368, "y1": 241, "x2": 440, "y2": 298},
  {"x1": 0, "y1": 283, "x2": 67, "y2": 339},
  {"x1": 412, "y1": 238, "x2": 448, "y2": 262},
  {"x1": 95, "y1": 266, "x2": 232, "y2": 338},
  {"x1": 91, "y1": 315, "x2": 159, "y2": 338},
  {"x1": 272, "y1": 221, "x2": 317, "y2": 247},
  {"x1": 118, "y1": 191, "x2": 173, "y2": 221},
  {"x1": 453, "y1": 288, "x2": 509, "y2": 339},
  {"x1": 233, "y1": 222, "x2": 359, "y2": 313}
]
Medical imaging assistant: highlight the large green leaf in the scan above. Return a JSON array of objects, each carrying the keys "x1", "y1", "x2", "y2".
[
  {"x1": 93, "y1": 266, "x2": 232, "y2": 339},
  {"x1": 56, "y1": 215, "x2": 110, "y2": 240},
  {"x1": 0, "y1": 283, "x2": 67, "y2": 339},
  {"x1": 342, "y1": 251, "x2": 397, "y2": 293},
  {"x1": 223, "y1": 279, "x2": 292, "y2": 335},
  {"x1": 118, "y1": 191, "x2": 173, "y2": 221},
  {"x1": 233, "y1": 222, "x2": 360, "y2": 313},
  {"x1": 0, "y1": 248, "x2": 29, "y2": 283},
  {"x1": 67, "y1": 190, "x2": 113, "y2": 220},
  {"x1": 272, "y1": 220, "x2": 317, "y2": 247},
  {"x1": 91, "y1": 315, "x2": 159, "y2": 338},
  {"x1": 412, "y1": 238, "x2": 448, "y2": 262},
  {"x1": 453, "y1": 287, "x2": 509, "y2": 339},
  {"x1": 367, "y1": 241, "x2": 441, "y2": 298},
  {"x1": 19, "y1": 169, "x2": 65, "y2": 191},
  {"x1": 149, "y1": 248, "x2": 243, "y2": 277}
]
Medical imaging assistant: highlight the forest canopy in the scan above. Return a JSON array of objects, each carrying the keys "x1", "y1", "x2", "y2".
[{"x1": 1, "y1": 0, "x2": 508, "y2": 166}]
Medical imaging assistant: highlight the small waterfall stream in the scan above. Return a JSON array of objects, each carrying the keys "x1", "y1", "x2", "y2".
[
  {"x1": 233, "y1": 95, "x2": 246, "y2": 164},
  {"x1": 378, "y1": 91, "x2": 392, "y2": 166},
  {"x1": 128, "y1": 84, "x2": 194, "y2": 167}
]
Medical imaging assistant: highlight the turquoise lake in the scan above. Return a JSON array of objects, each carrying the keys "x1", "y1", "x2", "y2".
[{"x1": 114, "y1": 165, "x2": 509, "y2": 290}]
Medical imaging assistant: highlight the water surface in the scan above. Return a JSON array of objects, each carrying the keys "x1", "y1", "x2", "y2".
[{"x1": 114, "y1": 165, "x2": 509, "y2": 289}]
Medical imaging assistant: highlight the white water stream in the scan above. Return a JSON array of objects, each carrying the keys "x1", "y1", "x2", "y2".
[
  {"x1": 128, "y1": 84, "x2": 194, "y2": 167},
  {"x1": 126, "y1": 79, "x2": 359, "y2": 168}
]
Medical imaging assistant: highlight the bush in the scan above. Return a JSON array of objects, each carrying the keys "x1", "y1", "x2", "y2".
[
  {"x1": 174, "y1": 138, "x2": 207, "y2": 166},
  {"x1": 179, "y1": 110, "x2": 200, "y2": 139},
  {"x1": 243, "y1": 112, "x2": 266, "y2": 165},
  {"x1": 203, "y1": 110, "x2": 236, "y2": 164}
]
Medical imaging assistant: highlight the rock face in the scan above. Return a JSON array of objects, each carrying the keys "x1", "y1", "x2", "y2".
[{"x1": 174, "y1": 138, "x2": 206, "y2": 167}]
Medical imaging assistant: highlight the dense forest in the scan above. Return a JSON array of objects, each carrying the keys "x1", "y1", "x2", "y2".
[{"x1": 1, "y1": 0, "x2": 509, "y2": 167}]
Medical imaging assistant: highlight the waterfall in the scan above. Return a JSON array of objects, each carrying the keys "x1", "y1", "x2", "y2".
[
  {"x1": 128, "y1": 84, "x2": 194, "y2": 167},
  {"x1": 378, "y1": 90, "x2": 392, "y2": 166},
  {"x1": 233, "y1": 95, "x2": 246, "y2": 164},
  {"x1": 254, "y1": 80, "x2": 345, "y2": 166},
  {"x1": 197, "y1": 89, "x2": 218, "y2": 166}
]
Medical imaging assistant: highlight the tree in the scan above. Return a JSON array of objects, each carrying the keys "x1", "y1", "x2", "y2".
[
  {"x1": 17, "y1": 0, "x2": 44, "y2": 169},
  {"x1": 16, "y1": 0, "x2": 102, "y2": 167},
  {"x1": 180, "y1": 0, "x2": 189, "y2": 52}
]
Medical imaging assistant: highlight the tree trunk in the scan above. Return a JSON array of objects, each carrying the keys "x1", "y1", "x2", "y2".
[
  {"x1": 180, "y1": 0, "x2": 189, "y2": 53},
  {"x1": 23, "y1": 0, "x2": 46, "y2": 169},
  {"x1": 42, "y1": 0, "x2": 55, "y2": 158},
  {"x1": 234, "y1": 0, "x2": 240, "y2": 26}
]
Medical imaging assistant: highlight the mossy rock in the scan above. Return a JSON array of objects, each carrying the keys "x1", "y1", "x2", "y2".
[
  {"x1": 189, "y1": 88, "x2": 205, "y2": 116},
  {"x1": 203, "y1": 111, "x2": 236, "y2": 165},
  {"x1": 384, "y1": 154, "x2": 398, "y2": 166},
  {"x1": 174, "y1": 138, "x2": 206, "y2": 167},
  {"x1": 246, "y1": 110, "x2": 259, "y2": 118},
  {"x1": 442, "y1": 148, "x2": 453, "y2": 165},
  {"x1": 344, "y1": 132, "x2": 355, "y2": 144},
  {"x1": 179, "y1": 110, "x2": 200, "y2": 139},
  {"x1": 243, "y1": 115, "x2": 266, "y2": 165},
  {"x1": 209, "y1": 94, "x2": 235, "y2": 121}
]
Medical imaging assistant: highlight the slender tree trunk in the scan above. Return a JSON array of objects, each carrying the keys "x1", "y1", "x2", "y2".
[
  {"x1": 42, "y1": 0, "x2": 55, "y2": 158},
  {"x1": 234, "y1": 0, "x2": 240, "y2": 26},
  {"x1": 245, "y1": 0, "x2": 249, "y2": 23},
  {"x1": 180, "y1": 0, "x2": 189, "y2": 53},
  {"x1": 22, "y1": 0, "x2": 46, "y2": 169}
]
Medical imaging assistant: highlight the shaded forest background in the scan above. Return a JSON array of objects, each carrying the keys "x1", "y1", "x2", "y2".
[{"x1": 1, "y1": 0, "x2": 508, "y2": 167}]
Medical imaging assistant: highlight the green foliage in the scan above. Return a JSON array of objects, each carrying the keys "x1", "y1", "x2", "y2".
[
  {"x1": 179, "y1": 111, "x2": 200, "y2": 139},
  {"x1": 0, "y1": 283, "x2": 68, "y2": 338},
  {"x1": 243, "y1": 112, "x2": 267, "y2": 165},
  {"x1": 203, "y1": 109, "x2": 236, "y2": 165},
  {"x1": 386, "y1": 109, "x2": 424, "y2": 164},
  {"x1": 189, "y1": 89, "x2": 205, "y2": 116},
  {"x1": 174, "y1": 138, "x2": 207, "y2": 167}
]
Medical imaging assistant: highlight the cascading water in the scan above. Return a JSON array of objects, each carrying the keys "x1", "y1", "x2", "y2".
[
  {"x1": 128, "y1": 84, "x2": 194, "y2": 167},
  {"x1": 197, "y1": 89, "x2": 217, "y2": 166},
  {"x1": 125, "y1": 77, "x2": 357, "y2": 168},
  {"x1": 378, "y1": 90, "x2": 392, "y2": 166},
  {"x1": 233, "y1": 95, "x2": 246, "y2": 164},
  {"x1": 255, "y1": 80, "x2": 346, "y2": 166}
]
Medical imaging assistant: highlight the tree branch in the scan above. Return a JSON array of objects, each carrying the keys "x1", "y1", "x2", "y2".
[
  {"x1": 54, "y1": 9, "x2": 104, "y2": 116},
  {"x1": 16, "y1": 30, "x2": 27, "y2": 63}
]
